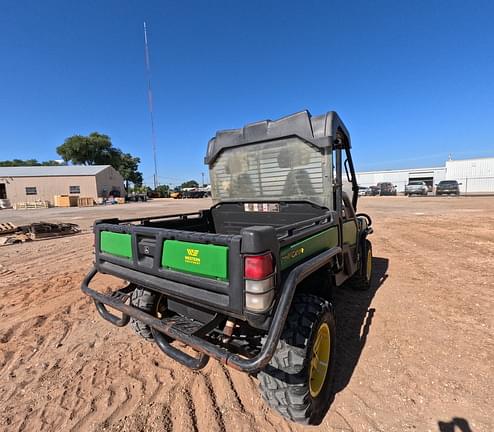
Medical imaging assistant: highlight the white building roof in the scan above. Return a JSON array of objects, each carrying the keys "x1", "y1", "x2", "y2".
[
  {"x1": 447, "y1": 156, "x2": 494, "y2": 162},
  {"x1": 357, "y1": 166, "x2": 444, "y2": 175},
  {"x1": 0, "y1": 165, "x2": 111, "y2": 177}
]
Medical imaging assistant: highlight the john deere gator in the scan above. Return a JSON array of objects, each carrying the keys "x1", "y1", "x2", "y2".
[{"x1": 82, "y1": 110, "x2": 373, "y2": 424}]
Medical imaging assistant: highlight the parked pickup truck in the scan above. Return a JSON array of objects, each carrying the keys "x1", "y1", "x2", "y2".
[
  {"x1": 405, "y1": 181, "x2": 428, "y2": 196},
  {"x1": 82, "y1": 110, "x2": 373, "y2": 425},
  {"x1": 377, "y1": 182, "x2": 397, "y2": 196},
  {"x1": 436, "y1": 180, "x2": 461, "y2": 196}
]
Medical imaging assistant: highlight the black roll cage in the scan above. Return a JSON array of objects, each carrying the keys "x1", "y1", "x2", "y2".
[{"x1": 205, "y1": 110, "x2": 359, "y2": 213}]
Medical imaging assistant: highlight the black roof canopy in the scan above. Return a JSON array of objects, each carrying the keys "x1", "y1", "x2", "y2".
[{"x1": 204, "y1": 110, "x2": 350, "y2": 165}]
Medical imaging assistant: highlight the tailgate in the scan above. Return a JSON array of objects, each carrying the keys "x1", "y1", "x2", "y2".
[
  {"x1": 94, "y1": 223, "x2": 244, "y2": 316},
  {"x1": 162, "y1": 240, "x2": 228, "y2": 281}
]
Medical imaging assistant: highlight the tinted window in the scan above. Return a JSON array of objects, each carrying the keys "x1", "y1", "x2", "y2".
[
  {"x1": 210, "y1": 137, "x2": 333, "y2": 208},
  {"x1": 69, "y1": 185, "x2": 80, "y2": 194},
  {"x1": 25, "y1": 187, "x2": 37, "y2": 195}
]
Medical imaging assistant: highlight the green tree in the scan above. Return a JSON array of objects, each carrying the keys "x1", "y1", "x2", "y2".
[
  {"x1": 180, "y1": 180, "x2": 199, "y2": 189},
  {"x1": 57, "y1": 132, "x2": 143, "y2": 188},
  {"x1": 41, "y1": 160, "x2": 64, "y2": 166},
  {"x1": 56, "y1": 132, "x2": 118, "y2": 165},
  {"x1": 114, "y1": 152, "x2": 143, "y2": 188},
  {"x1": 155, "y1": 184, "x2": 170, "y2": 197},
  {"x1": 0, "y1": 159, "x2": 64, "y2": 167}
]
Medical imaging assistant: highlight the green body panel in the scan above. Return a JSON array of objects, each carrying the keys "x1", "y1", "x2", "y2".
[
  {"x1": 343, "y1": 220, "x2": 357, "y2": 245},
  {"x1": 280, "y1": 227, "x2": 338, "y2": 270},
  {"x1": 100, "y1": 231, "x2": 133, "y2": 259},
  {"x1": 162, "y1": 240, "x2": 229, "y2": 281}
]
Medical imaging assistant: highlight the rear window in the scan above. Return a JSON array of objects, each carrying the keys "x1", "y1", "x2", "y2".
[
  {"x1": 210, "y1": 137, "x2": 333, "y2": 208},
  {"x1": 408, "y1": 181, "x2": 423, "y2": 186},
  {"x1": 439, "y1": 181, "x2": 458, "y2": 186}
]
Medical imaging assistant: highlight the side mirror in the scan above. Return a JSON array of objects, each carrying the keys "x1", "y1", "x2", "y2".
[{"x1": 458, "y1": 183, "x2": 463, "y2": 185}]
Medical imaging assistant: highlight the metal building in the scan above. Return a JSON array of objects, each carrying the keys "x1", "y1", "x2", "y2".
[
  {"x1": 0, "y1": 165, "x2": 125, "y2": 205},
  {"x1": 445, "y1": 157, "x2": 494, "y2": 194},
  {"x1": 356, "y1": 156, "x2": 494, "y2": 194},
  {"x1": 357, "y1": 167, "x2": 446, "y2": 193}
]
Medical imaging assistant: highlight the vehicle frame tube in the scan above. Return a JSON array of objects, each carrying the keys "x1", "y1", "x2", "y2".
[{"x1": 81, "y1": 246, "x2": 341, "y2": 374}]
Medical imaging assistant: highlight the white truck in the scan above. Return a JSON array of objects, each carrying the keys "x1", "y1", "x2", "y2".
[{"x1": 404, "y1": 181, "x2": 428, "y2": 196}]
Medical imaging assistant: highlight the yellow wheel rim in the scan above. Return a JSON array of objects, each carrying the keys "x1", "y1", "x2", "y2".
[
  {"x1": 309, "y1": 322, "x2": 331, "y2": 398},
  {"x1": 366, "y1": 248, "x2": 372, "y2": 281}
]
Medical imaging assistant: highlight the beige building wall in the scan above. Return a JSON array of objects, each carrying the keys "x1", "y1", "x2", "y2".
[
  {"x1": 95, "y1": 167, "x2": 125, "y2": 197},
  {"x1": 0, "y1": 167, "x2": 126, "y2": 204},
  {"x1": 2, "y1": 175, "x2": 98, "y2": 204}
]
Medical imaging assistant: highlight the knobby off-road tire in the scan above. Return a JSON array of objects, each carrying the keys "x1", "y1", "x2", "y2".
[
  {"x1": 351, "y1": 239, "x2": 373, "y2": 291},
  {"x1": 258, "y1": 294, "x2": 336, "y2": 425},
  {"x1": 130, "y1": 287, "x2": 159, "y2": 340}
]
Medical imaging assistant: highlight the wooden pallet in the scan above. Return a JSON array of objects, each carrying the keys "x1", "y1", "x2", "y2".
[
  {"x1": 13, "y1": 201, "x2": 50, "y2": 210},
  {"x1": 77, "y1": 197, "x2": 94, "y2": 207},
  {"x1": 0, "y1": 222, "x2": 16, "y2": 235}
]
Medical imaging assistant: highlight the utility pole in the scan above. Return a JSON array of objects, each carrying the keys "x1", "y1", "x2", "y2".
[
  {"x1": 143, "y1": 22, "x2": 159, "y2": 189},
  {"x1": 201, "y1": 172, "x2": 205, "y2": 187}
]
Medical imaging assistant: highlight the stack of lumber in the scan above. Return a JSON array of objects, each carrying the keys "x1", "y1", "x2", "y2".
[{"x1": 0, "y1": 222, "x2": 81, "y2": 246}]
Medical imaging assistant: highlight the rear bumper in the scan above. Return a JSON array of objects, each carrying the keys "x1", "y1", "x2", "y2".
[
  {"x1": 436, "y1": 190, "x2": 459, "y2": 194},
  {"x1": 81, "y1": 246, "x2": 341, "y2": 373}
]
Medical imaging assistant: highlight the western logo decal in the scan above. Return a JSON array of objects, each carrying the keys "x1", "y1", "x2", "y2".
[{"x1": 185, "y1": 248, "x2": 201, "y2": 265}]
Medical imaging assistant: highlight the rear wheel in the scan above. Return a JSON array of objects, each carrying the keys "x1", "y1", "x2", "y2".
[
  {"x1": 258, "y1": 294, "x2": 336, "y2": 425},
  {"x1": 130, "y1": 287, "x2": 160, "y2": 340}
]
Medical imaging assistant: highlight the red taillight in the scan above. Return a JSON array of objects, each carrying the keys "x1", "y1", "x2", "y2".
[{"x1": 244, "y1": 253, "x2": 274, "y2": 280}]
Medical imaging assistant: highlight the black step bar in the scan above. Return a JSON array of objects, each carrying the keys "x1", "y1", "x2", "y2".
[{"x1": 81, "y1": 246, "x2": 341, "y2": 374}]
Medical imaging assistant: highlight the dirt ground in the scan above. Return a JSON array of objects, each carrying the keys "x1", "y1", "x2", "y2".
[{"x1": 0, "y1": 197, "x2": 492, "y2": 432}]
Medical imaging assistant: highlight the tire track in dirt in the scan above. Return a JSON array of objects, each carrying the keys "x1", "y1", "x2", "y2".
[{"x1": 196, "y1": 372, "x2": 227, "y2": 432}]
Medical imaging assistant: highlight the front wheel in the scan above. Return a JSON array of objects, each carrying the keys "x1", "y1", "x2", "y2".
[
  {"x1": 258, "y1": 294, "x2": 336, "y2": 425},
  {"x1": 350, "y1": 239, "x2": 373, "y2": 290}
]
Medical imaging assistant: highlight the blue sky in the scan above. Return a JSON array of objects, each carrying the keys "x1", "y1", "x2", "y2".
[{"x1": 1, "y1": 0, "x2": 493, "y2": 186}]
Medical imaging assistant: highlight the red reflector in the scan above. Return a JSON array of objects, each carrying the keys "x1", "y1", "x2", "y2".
[{"x1": 244, "y1": 254, "x2": 274, "y2": 280}]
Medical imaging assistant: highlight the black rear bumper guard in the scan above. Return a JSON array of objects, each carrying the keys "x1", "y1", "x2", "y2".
[{"x1": 81, "y1": 246, "x2": 341, "y2": 374}]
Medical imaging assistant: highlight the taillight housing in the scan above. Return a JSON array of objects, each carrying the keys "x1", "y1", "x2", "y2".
[
  {"x1": 244, "y1": 253, "x2": 273, "y2": 280},
  {"x1": 244, "y1": 253, "x2": 275, "y2": 312}
]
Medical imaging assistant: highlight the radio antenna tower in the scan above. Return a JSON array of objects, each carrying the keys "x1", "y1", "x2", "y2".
[{"x1": 143, "y1": 21, "x2": 159, "y2": 189}]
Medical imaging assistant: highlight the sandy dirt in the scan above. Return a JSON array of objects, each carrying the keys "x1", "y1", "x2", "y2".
[{"x1": 0, "y1": 197, "x2": 493, "y2": 432}]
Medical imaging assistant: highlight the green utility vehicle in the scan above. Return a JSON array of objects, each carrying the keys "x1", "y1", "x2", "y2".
[{"x1": 82, "y1": 110, "x2": 373, "y2": 424}]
